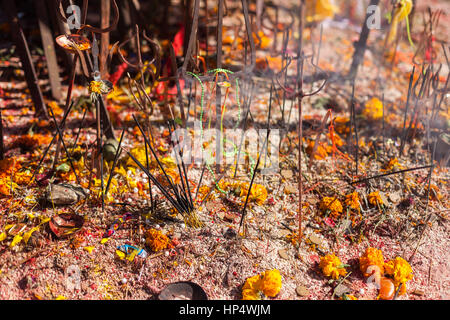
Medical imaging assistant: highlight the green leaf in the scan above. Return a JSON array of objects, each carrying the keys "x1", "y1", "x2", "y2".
[
  {"x1": 174, "y1": 117, "x2": 183, "y2": 125},
  {"x1": 56, "y1": 163, "x2": 70, "y2": 173}
]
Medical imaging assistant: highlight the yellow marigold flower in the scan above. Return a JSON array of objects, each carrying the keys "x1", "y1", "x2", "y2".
[
  {"x1": 260, "y1": 269, "x2": 282, "y2": 298},
  {"x1": 126, "y1": 147, "x2": 148, "y2": 168},
  {"x1": 306, "y1": 0, "x2": 339, "y2": 23},
  {"x1": 145, "y1": 228, "x2": 173, "y2": 252},
  {"x1": 306, "y1": 139, "x2": 329, "y2": 160},
  {"x1": 359, "y1": 247, "x2": 385, "y2": 276},
  {"x1": 242, "y1": 274, "x2": 262, "y2": 300},
  {"x1": 319, "y1": 254, "x2": 347, "y2": 280},
  {"x1": 383, "y1": 157, "x2": 403, "y2": 172},
  {"x1": 334, "y1": 116, "x2": 350, "y2": 135},
  {"x1": 343, "y1": 294, "x2": 358, "y2": 300},
  {"x1": 363, "y1": 97, "x2": 383, "y2": 120},
  {"x1": 240, "y1": 183, "x2": 268, "y2": 205},
  {"x1": 368, "y1": 191, "x2": 383, "y2": 206},
  {"x1": 320, "y1": 197, "x2": 343, "y2": 218},
  {"x1": 345, "y1": 191, "x2": 360, "y2": 211},
  {"x1": 242, "y1": 269, "x2": 282, "y2": 300},
  {"x1": 384, "y1": 257, "x2": 413, "y2": 296}
]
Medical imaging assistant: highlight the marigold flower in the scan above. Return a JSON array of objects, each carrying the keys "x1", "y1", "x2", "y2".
[
  {"x1": 320, "y1": 197, "x2": 343, "y2": 218},
  {"x1": 368, "y1": 191, "x2": 383, "y2": 206},
  {"x1": 240, "y1": 183, "x2": 268, "y2": 205},
  {"x1": 345, "y1": 191, "x2": 360, "y2": 211},
  {"x1": 126, "y1": 147, "x2": 149, "y2": 168},
  {"x1": 306, "y1": 139, "x2": 330, "y2": 160},
  {"x1": 382, "y1": 157, "x2": 402, "y2": 172},
  {"x1": 319, "y1": 254, "x2": 347, "y2": 280},
  {"x1": 242, "y1": 269, "x2": 282, "y2": 300},
  {"x1": 306, "y1": 0, "x2": 339, "y2": 22},
  {"x1": 363, "y1": 97, "x2": 383, "y2": 120},
  {"x1": 260, "y1": 269, "x2": 282, "y2": 297},
  {"x1": 384, "y1": 257, "x2": 413, "y2": 296},
  {"x1": 89, "y1": 80, "x2": 103, "y2": 95},
  {"x1": 145, "y1": 228, "x2": 173, "y2": 252},
  {"x1": 242, "y1": 274, "x2": 262, "y2": 300},
  {"x1": 359, "y1": 247, "x2": 385, "y2": 276}
]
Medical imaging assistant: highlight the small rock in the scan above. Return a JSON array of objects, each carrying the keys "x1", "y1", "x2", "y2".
[
  {"x1": 388, "y1": 192, "x2": 401, "y2": 204},
  {"x1": 224, "y1": 212, "x2": 236, "y2": 222},
  {"x1": 334, "y1": 284, "x2": 351, "y2": 297},
  {"x1": 296, "y1": 285, "x2": 310, "y2": 297},
  {"x1": 103, "y1": 138, "x2": 120, "y2": 161},
  {"x1": 281, "y1": 169, "x2": 294, "y2": 179},
  {"x1": 412, "y1": 289, "x2": 425, "y2": 296},
  {"x1": 308, "y1": 234, "x2": 322, "y2": 245},
  {"x1": 45, "y1": 183, "x2": 87, "y2": 206},
  {"x1": 284, "y1": 185, "x2": 297, "y2": 195},
  {"x1": 278, "y1": 249, "x2": 290, "y2": 260},
  {"x1": 216, "y1": 211, "x2": 225, "y2": 220}
]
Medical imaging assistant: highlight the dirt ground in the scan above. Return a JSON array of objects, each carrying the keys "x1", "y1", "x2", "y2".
[{"x1": 0, "y1": 0, "x2": 449, "y2": 300}]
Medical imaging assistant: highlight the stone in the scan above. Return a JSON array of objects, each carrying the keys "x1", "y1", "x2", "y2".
[
  {"x1": 278, "y1": 249, "x2": 289, "y2": 260},
  {"x1": 224, "y1": 213, "x2": 237, "y2": 222},
  {"x1": 103, "y1": 138, "x2": 119, "y2": 161},
  {"x1": 281, "y1": 169, "x2": 294, "y2": 179},
  {"x1": 45, "y1": 183, "x2": 87, "y2": 206},
  {"x1": 308, "y1": 234, "x2": 322, "y2": 245},
  {"x1": 412, "y1": 289, "x2": 425, "y2": 296},
  {"x1": 334, "y1": 284, "x2": 351, "y2": 297},
  {"x1": 223, "y1": 228, "x2": 237, "y2": 239},
  {"x1": 284, "y1": 185, "x2": 297, "y2": 195},
  {"x1": 296, "y1": 285, "x2": 310, "y2": 297},
  {"x1": 388, "y1": 192, "x2": 401, "y2": 203}
]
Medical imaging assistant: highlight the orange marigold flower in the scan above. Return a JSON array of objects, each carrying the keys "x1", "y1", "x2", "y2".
[
  {"x1": 320, "y1": 197, "x2": 343, "y2": 218},
  {"x1": 242, "y1": 274, "x2": 262, "y2": 300},
  {"x1": 240, "y1": 183, "x2": 268, "y2": 205},
  {"x1": 368, "y1": 191, "x2": 383, "y2": 206},
  {"x1": 319, "y1": 254, "x2": 347, "y2": 279},
  {"x1": 384, "y1": 257, "x2": 413, "y2": 296},
  {"x1": 145, "y1": 228, "x2": 173, "y2": 252},
  {"x1": 363, "y1": 97, "x2": 383, "y2": 120},
  {"x1": 345, "y1": 191, "x2": 360, "y2": 211},
  {"x1": 260, "y1": 269, "x2": 282, "y2": 298},
  {"x1": 359, "y1": 247, "x2": 385, "y2": 276},
  {"x1": 241, "y1": 269, "x2": 282, "y2": 300}
]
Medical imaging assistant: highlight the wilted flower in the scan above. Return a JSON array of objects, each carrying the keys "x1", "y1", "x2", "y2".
[{"x1": 368, "y1": 191, "x2": 383, "y2": 207}]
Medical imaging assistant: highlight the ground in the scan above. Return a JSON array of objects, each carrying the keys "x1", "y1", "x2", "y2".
[{"x1": 0, "y1": 0, "x2": 449, "y2": 300}]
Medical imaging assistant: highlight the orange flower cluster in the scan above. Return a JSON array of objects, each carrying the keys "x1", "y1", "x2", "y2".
[
  {"x1": 145, "y1": 228, "x2": 173, "y2": 252},
  {"x1": 319, "y1": 254, "x2": 347, "y2": 280},
  {"x1": 319, "y1": 197, "x2": 343, "y2": 218},
  {"x1": 384, "y1": 257, "x2": 413, "y2": 296},
  {"x1": 345, "y1": 191, "x2": 360, "y2": 211},
  {"x1": 359, "y1": 247, "x2": 385, "y2": 277},
  {"x1": 242, "y1": 269, "x2": 282, "y2": 300},
  {"x1": 368, "y1": 191, "x2": 384, "y2": 207}
]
